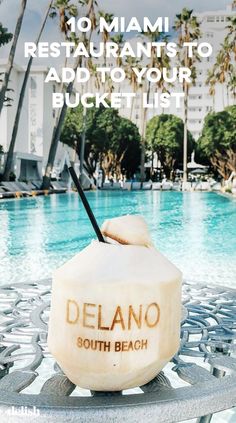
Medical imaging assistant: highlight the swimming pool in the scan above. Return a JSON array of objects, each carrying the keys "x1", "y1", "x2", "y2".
[{"x1": 0, "y1": 191, "x2": 236, "y2": 287}]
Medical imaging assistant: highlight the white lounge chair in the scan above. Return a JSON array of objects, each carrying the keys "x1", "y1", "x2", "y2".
[
  {"x1": 162, "y1": 182, "x2": 173, "y2": 191},
  {"x1": 201, "y1": 182, "x2": 210, "y2": 191},
  {"x1": 152, "y1": 182, "x2": 161, "y2": 190},
  {"x1": 173, "y1": 182, "x2": 181, "y2": 191},
  {"x1": 51, "y1": 181, "x2": 67, "y2": 193},
  {"x1": 123, "y1": 182, "x2": 132, "y2": 190},
  {"x1": 132, "y1": 182, "x2": 141, "y2": 190},
  {"x1": 211, "y1": 182, "x2": 221, "y2": 192},
  {"x1": 194, "y1": 182, "x2": 210, "y2": 191},
  {"x1": 142, "y1": 182, "x2": 152, "y2": 190},
  {"x1": 112, "y1": 182, "x2": 121, "y2": 190},
  {"x1": 0, "y1": 186, "x2": 14, "y2": 199},
  {"x1": 1, "y1": 182, "x2": 26, "y2": 196}
]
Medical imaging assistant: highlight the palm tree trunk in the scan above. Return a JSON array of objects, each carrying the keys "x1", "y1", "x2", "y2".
[
  {"x1": 80, "y1": 101, "x2": 87, "y2": 184},
  {"x1": 0, "y1": 0, "x2": 27, "y2": 116},
  {"x1": 183, "y1": 84, "x2": 188, "y2": 188},
  {"x1": 42, "y1": 1, "x2": 97, "y2": 190},
  {"x1": 222, "y1": 84, "x2": 225, "y2": 108},
  {"x1": 3, "y1": 1, "x2": 52, "y2": 181},
  {"x1": 183, "y1": 30, "x2": 189, "y2": 189},
  {"x1": 130, "y1": 90, "x2": 135, "y2": 120},
  {"x1": 41, "y1": 55, "x2": 82, "y2": 189},
  {"x1": 140, "y1": 82, "x2": 150, "y2": 182}
]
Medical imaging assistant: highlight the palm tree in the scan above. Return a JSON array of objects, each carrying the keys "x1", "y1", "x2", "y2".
[
  {"x1": 0, "y1": 73, "x2": 13, "y2": 108},
  {"x1": 154, "y1": 35, "x2": 171, "y2": 114},
  {"x1": 0, "y1": 0, "x2": 27, "y2": 116},
  {"x1": 50, "y1": 0, "x2": 78, "y2": 36},
  {"x1": 226, "y1": 15, "x2": 236, "y2": 59},
  {"x1": 220, "y1": 40, "x2": 233, "y2": 106},
  {"x1": 87, "y1": 61, "x2": 101, "y2": 91},
  {"x1": 206, "y1": 69, "x2": 217, "y2": 111},
  {"x1": 139, "y1": 30, "x2": 171, "y2": 182},
  {"x1": 125, "y1": 57, "x2": 142, "y2": 120},
  {"x1": 98, "y1": 11, "x2": 114, "y2": 67},
  {"x1": 81, "y1": 0, "x2": 97, "y2": 35},
  {"x1": 209, "y1": 15, "x2": 236, "y2": 109},
  {"x1": 0, "y1": 23, "x2": 12, "y2": 47},
  {"x1": 229, "y1": 71, "x2": 236, "y2": 103},
  {"x1": 212, "y1": 40, "x2": 233, "y2": 108},
  {"x1": 111, "y1": 34, "x2": 124, "y2": 68},
  {"x1": 226, "y1": 15, "x2": 236, "y2": 104},
  {"x1": 71, "y1": 1, "x2": 97, "y2": 182},
  {"x1": 50, "y1": 0, "x2": 78, "y2": 99},
  {"x1": 42, "y1": 0, "x2": 99, "y2": 189},
  {"x1": 173, "y1": 8, "x2": 201, "y2": 186},
  {"x1": 3, "y1": 1, "x2": 53, "y2": 181},
  {"x1": 110, "y1": 34, "x2": 124, "y2": 94}
]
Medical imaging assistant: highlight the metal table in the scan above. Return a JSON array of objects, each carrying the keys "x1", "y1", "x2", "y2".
[{"x1": 0, "y1": 280, "x2": 236, "y2": 423}]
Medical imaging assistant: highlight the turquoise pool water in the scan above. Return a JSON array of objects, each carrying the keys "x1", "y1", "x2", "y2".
[{"x1": 0, "y1": 191, "x2": 236, "y2": 287}]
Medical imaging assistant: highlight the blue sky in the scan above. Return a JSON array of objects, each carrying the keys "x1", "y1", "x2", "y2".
[{"x1": 0, "y1": 0, "x2": 234, "y2": 66}]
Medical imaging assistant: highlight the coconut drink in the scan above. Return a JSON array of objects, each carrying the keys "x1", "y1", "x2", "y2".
[{"x1": 48, "y1": 214, "x2": 182, "y2": 391}]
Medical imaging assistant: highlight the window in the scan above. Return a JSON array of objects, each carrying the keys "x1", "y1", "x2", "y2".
[
  {"x1": 30, "y1": 77, "x2": 37, "y2": 98},
  {"x1": 53, "y1": 85, "x2": 56, "y2": 118},
  {"x1": 189, "y1": 107, "x2": 202, "y2": 112},
  {"x1": 30, "y1": 77, "x2": 37, "y2": 90},
  {"x1": 30, "y1": 104, "x2": 37, "y2": 127},
  {"x1": 29, "y1": 104, "x2": 37, "y2": 154},
  {"x1": 189, "y1": 95, "x2": 202, "y2": 100},
  {"x1": 207, "y1": 16, "x2": 215, "y2": 22}
]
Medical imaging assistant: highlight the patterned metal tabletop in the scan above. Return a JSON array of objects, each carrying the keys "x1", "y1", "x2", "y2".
[{"x1": 0, "y1": 280, "x2": 236, "y2": 423}]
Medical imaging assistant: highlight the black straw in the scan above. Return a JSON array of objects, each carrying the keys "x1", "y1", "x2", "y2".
[{"x1": 69, "y1": 166, "x2": 106, "y2": 243}]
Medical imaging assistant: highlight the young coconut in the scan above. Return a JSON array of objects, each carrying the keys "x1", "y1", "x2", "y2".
[{"x1": 48, "y1": 215, "x2": 182, "y2": 391}]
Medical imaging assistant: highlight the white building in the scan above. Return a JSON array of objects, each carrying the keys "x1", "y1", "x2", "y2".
[
  {"x1": 0, "y1": 60, "x2": 76, "y2": 181},
  {"x1": 186, "y1": 4, "x2": 236, "y2": 139},
  {"x1": 95, "y1": 4, "x2": 236, "y2": 141}
]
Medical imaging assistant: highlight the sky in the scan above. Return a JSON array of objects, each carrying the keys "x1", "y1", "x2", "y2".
[{"x1": 0, "y1": 0, "x2": 234, "y2": 66}]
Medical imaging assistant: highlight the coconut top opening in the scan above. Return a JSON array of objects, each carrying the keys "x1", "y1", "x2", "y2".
[{"x1": 101, "y1": 215, "x2": 153, "y2": 247}]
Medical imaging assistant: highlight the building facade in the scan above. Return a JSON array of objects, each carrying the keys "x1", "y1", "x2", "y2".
[
  {"x1": 106, "y1": 4, "x2": 236, "y2": 140},
  {"x1": 0, "y1": 61, "x2": 76, "y2": 181},
  {"x1": 186, "y1": 4, "x2": 236, "y2": 140}
]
